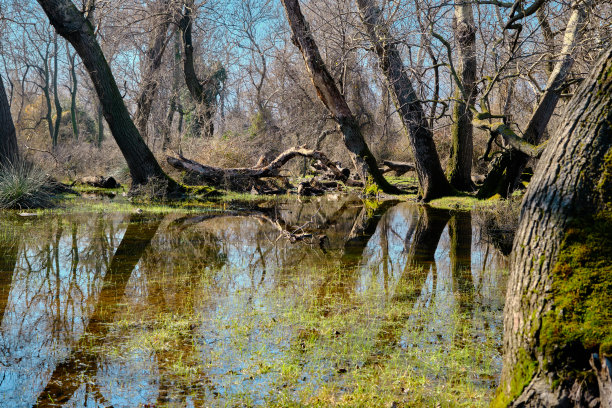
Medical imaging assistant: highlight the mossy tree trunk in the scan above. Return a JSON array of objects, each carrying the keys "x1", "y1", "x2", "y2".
[
  {"x1": 356, "y1": 0, "x2": 454, "y2": 201},
  {"x1": 36, "y1": 0, "x2": 183, "y2": 194},
  {"x1": 447, "y1": 0, "x2": 476, "y2": 192},
  {"x1": 280, "y1": 0, "x2": 401, "y2": 194},
  {"x1": 494, "y1": 47, "x2": 612, "y2": 408},
  {"x1": 0, "y1": 75, "x2": 19, "y2": 166}
]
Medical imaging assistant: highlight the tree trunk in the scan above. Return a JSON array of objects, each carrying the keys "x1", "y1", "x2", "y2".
[
  {"x1": 52, "y1": 32, "x2": 62, "y2": 147},
  {"x1": 447, "y1": 0, "x2": 477, "y2": 192},
  {"x1": 478, "y1": 0, "x2": 588, "y2": 198},
  {"x1": 280, "y1": 0, "x2": 401, "y2": 194},
  {"x1": 66, "y1": 41, "x2": 79, "y2": 140},
  {"x1": 0, "y1": 75, "x2": 19, "y2": 166},
  {"x1": 493, "y1": 47, "x2": 612, "y2": 408},
  {"x1": 36, "y1": 0, "x2": 182, "y2": 194},
  {"x1": 134, "y1": 0, "x2": 172, "y2": 142},
  {"x1": 356, "y1": 0, "x2": 454, "y2": 201}
]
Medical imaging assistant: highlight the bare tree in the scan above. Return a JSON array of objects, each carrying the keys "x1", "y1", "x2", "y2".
[
  {"x1": 36, "y1": 0, "x2": 183, "y2": 194},
  {"x1": 447, "y1": 0, "x2": 477, "y2": 191},
  {"x1": 133, "y1": 0, "x2": 174, "y2": 142},
  {"x1": 476, "y1": 0, "x2": 591, "y2": 198},
  {"x1": 178, "y1": 0, "x2": 226, "y2": 139},
  {"x1": 356, "y1": 0, "x2": 454, "y2": 200},
  {"x1": 280, "y1": 0, "x2": 401, "y2": 194}
]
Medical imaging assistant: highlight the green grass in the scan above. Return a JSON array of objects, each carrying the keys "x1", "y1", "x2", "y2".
[{"x1": 0, "y1": 161, "x2": 56, "y2": 209}]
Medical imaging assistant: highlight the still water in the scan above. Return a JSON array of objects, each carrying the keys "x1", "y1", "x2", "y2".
[{"x1": 0, "y1": 197, "x2": 508, "y2": 407}]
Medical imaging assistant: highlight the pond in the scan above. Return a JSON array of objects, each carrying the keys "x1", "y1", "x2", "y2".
[{"x1": 0, "y1": 196, "x2": 508, "y2": 407}]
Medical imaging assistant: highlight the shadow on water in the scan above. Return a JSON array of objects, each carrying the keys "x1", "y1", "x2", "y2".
[{"x1": 0, "y1": 197, "x2": 509, "y2": 407}]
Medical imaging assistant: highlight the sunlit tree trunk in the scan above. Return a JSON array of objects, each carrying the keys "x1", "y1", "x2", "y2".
[
  {"x1": 494, "y1": 47, "x2": 612, "y2": 407},
  {"x1": 178, "y1": 0, "x2": 224, "y2": 139},
  {"x1": 447, "y1": 0, "x2": 477, "y2": 191}
]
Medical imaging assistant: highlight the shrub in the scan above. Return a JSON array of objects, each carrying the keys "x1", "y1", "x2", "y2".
[{"x1": 0, "y1": 161, "x2": 55, "y2": 209}]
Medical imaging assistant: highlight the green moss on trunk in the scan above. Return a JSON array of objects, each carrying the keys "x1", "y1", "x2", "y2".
[
  {"x1": 540, "y1": 212, "x2": 612, "y2": 361},
  {"x1": 490, "y1": 348, "x2": 537, "y2": 408}
]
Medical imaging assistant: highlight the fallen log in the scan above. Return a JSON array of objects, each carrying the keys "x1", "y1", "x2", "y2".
[
  {"x1": 167, "y1": 146, "x2": 348, "y2": 191},
  {"x1": 77, "y1": 176, "x2": 121, "y2": 189},
  {"x1": 380, "y1": 160, "x2": 415, "y2": 176}
]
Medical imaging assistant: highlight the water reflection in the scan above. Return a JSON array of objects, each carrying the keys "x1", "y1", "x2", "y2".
[{"x1": 0, "y1": 197, "x2": 508, "y2": 407}]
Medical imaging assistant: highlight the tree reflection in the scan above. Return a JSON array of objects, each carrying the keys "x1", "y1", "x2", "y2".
[{"x1": 34, "y1": 214, "x2": 162, "y2": 407}]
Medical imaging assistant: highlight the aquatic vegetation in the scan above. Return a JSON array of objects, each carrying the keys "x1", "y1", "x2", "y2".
[{"x1": 0, "y1": 197, "x2": 509, "y2": 407}]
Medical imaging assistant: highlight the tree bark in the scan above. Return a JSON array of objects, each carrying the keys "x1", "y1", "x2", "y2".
[
  {"x1": 280, "y1": 0, "x2": 401, "y2": 194},
  {"x1": 355, "y1": 0, "x2": 454, "y2": 200},
  {"x1": 448, "y1": 0, "x2": 477, "y2": 191},
  {"x1": 0, "y1": 75, "x2": 19, "y2": 166},
  {"x1": 478, "y1": 0, "x2": 588, "y2": 198},
  {"x1": 36, "y1": 0, "x2": 182, "y2": 194},
  {"x1": 494, "y1": 47, "x2": 612, "y2": 407}
]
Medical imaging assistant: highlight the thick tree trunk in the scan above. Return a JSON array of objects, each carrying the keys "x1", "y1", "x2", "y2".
[
  {"x1": 447, "y1": 0, "x2": 477, "y2": 192},
  {"x1": 280, "y1": 0, "x2": 401, "y2": 194},
  {"x1": 478, "y1": 1, "x2": 588, "y2": 198},
  {"x1": 493, "y1": 47, "x2": 612, "y2": 407},
  {"x1": 0, "y1": 75, "x2": 19, "y2": 166},
  {"x1": 134, "y1": 0, "x2": 172, "y2": 142},
  {"x1": 356, "y1": 0, "x2": 454, "y2": 200},
  {"x1": 36, "y1": 0, "x2": 182, "y2": 194}
]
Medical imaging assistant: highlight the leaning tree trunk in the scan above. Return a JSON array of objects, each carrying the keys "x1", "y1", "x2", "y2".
[
  {"x1": 478, "y1": 0, "x2": 588, "y2": 199},
  {"x1": 0, "y1": 75, "x2": 19, "y2": 166},
  {"x1": 493, "y1": 47, "x2": 612, "y2": 408},
  {"x1": 356, "y1": 0, "x2": 454, "y2": 201},
  {"x1": 447, "y1": 0, "x2": 477, "y2": 192},
  {"x1": 36, "y1": 0, "x2": 182, "y2": 194},
  {"x1": 280, "y1": 0, "x2": 401, "y2": 194}
]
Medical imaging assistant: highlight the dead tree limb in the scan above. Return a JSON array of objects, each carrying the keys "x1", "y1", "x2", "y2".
[{"x1": 167, "y1": 146, "x2": 347, "y2": 191}]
